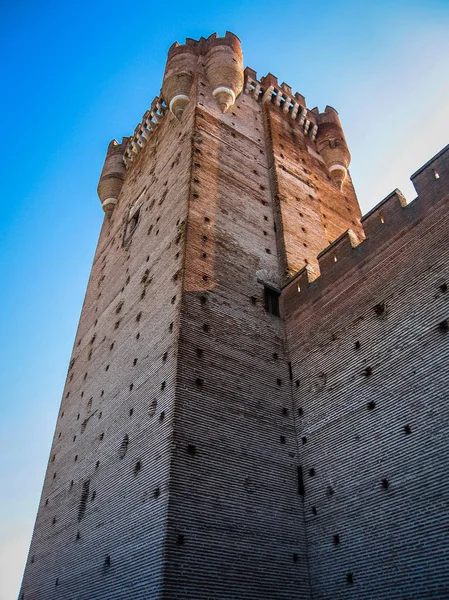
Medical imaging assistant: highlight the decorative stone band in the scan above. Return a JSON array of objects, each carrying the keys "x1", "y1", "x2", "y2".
[
  {"x1": 102, "y1": 197, "x2": 118, "y2": 214},
  {"x1": 212, "y1": 86, "x2": 237, "y2": 112},
  {"x1": 123, "y1": 97, "x2": 168, "y2": 168},
  {"x1": 244, "y1": 73, "x2": 318, "y2": 140},
  {"x1": 328, "y1": 163, "x2": 348, "y2": 187},
  {"x1": 212, "y1": 86, "x2": 236, "y2": 103},
  {"x1": 169, "y1": 94, "x2": 190, "y2": 116},
  {"x1": 329, "y1": 164, "x2": 347, "y2": 174}
]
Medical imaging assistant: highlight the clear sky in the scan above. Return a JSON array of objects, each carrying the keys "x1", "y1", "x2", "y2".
[{"x1": 0, "y1": 0, "x2": 448, "y2": 598}]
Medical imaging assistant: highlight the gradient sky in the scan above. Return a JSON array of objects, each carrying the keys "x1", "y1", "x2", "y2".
[{"x1": 1, "y1": 0, "x2": 448, "y2": 598}]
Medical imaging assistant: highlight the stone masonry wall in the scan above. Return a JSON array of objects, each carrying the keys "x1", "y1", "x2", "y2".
[{"x1": 283, "y1": 145, "x2": 449, "y2": 599}]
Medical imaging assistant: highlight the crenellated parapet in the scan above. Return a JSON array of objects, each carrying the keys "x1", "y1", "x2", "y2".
[
  {"x1": 122, "y1": 97, "x2": 167, "y2": 167},
  {"x1": 161, "y1": 31, "x2": 244, "y2": 117},
  {"x1": 283, "y1": 144, "x2": 449, "y2": 304},
  {"x1": 243, "y1": 67, "x2": 318, "y2": 141}
]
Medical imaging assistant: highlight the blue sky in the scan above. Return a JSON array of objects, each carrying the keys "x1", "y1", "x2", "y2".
[{"x1": 0, "y1": 0, "x2": 448, "y2": 597}]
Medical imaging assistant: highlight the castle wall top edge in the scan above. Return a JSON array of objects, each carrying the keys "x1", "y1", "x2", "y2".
[
  {"x1": 282, "y1": 143, "x2": 449, "y2": 302},
  {"x1": 410, "y1": 143, "x2": 449, "y2": 180},
  {"x1": 167, "y1": 31, "x2": 241, "y2": 59}
]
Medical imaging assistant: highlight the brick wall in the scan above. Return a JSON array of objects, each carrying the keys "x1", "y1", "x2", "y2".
[{"x1": 283, "y1": 145, "x2": 449, "y2": 599}]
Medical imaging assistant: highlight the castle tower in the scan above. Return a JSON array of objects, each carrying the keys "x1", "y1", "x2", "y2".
[{"x1": 19, "y1": 32, "x2": 363, "y2": 600}]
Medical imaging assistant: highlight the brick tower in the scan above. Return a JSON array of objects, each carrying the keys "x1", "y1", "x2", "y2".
[{"x1": 20, "y1": 32, "x2": 364, "y2": 599}]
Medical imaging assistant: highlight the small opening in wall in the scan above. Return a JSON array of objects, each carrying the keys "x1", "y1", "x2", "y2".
[
  {"x1": 133, "y1": 358, "x2": 137, "y2": 366},
  {"x1": 346, "y1": 573, "x2": 353, "y2": 584},
  {"x1": 196, "y1": 378, "x2": 204, "y2": 387},
  {"x1": 161, "y1": 381, "x2": 166, "y2": 391},
  {"x1": 154, "y1": 487, "x2": 161, "y2": 498},
  {"x1": 96, "y1": 460, "x2": 100, "y2": 469},
  {"x1": 187, "y1": 444, "x2": 196, "y2": 456},
  {"x1": 298, "y1": 407, "x2": 303, "y2": 416},
  {"x1": 302, "y1": 437, "x2": 307, "y2": 445},
  {"x1": 105, "y1": 555, "x2": 111, "y2": 568},
  {"x1": 404, "y1": 424, "x2": 412, "y2": 435},
  {"x1": 354, "y1": 341, "x2": 361, "y2": 349},
  {"x1": 333, "y1": 534, "x2": 340, "y2": 546},
  {"x1": 134, "y1": 461, "x2": 142, "y2": 475},
  {"x1": 129, "y1": 408, "x2": 134, "y2": 416},
  {"x1": 136, "y1": 312, "x2": 142, "y2": 322},
  {"x1": 438, "y1": 319, "x2": 449, "y2": 332},
  {"x1": 203, "y1": 323, "x2": 210, "y2": 332},
  {"x1": 129, "y1": 383, "x2": 133, "y2": 391},
  {"x1": 264, "y1": 286, "x2": 280, "y2": 316},
  {"x1": 309, "y1": 468, "x2": 316, "y2": 477},
  {"x1": 196, "y1": 348, "x2": 203, "y2": 358},
  {"x1": 326, "y1": 486, "x2": 334, "y2": 496},
  {"x1": 277, "y1": 378, "x2": 282, "y2": 386},
  {"x1": 78, "y1": 479, "x2": 90, "y2": 521},
  {"x1": 381, "y1": 478, "x2": 389, "y2": 490},
  {"x1": 311, "y1": 506, "x2": 317, "y2": 515},
  {"x1": 282, "y1": 407, "x2": 288, "y2": 416},
  {"x1": 296, "y1": 380, "x2": 300, "y2": 387},
  {"x1": 200, "y1": 295, "x2": 207, "y2": 305},
  {"x1": 159, "y1": 411, "x2": 165, "y2": 422},
  {"x1": 119, "y1": 435, "x2": 129, "y2": 459},
  {"x1": 439, "y1": 283, "x2": 448, "y2": 293},
  {"x1": 128, "y1": 209, "x2": 140, "y2": 236},
  {"x1": 367, "y1": 400, "x2": 376, "y2": 410},
  {"x1": 373, "y1": 302, "x2": 386, "y2": 316},
  {"x1": 363, "y1": 366, "x2": 373, "y2": 377},
  {"x1": 136, "y1": 333, "x2": 140, "y2": 340},
  {"x1": 250, "y1": 296, "x2": 257, "y2": 305},
  {"x1": 176, "y1": 535, "x2": 185, "y2": 546},
  {"x1": 293, "y1": 553, "x2": 299, "y2": 563},
  {"x1": 280, "y1": 436, "x2": 286, "y2": 444}
]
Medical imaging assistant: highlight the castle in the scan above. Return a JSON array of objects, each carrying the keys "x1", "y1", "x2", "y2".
[{"x1": 19, "y1": 32, "x2": 449, "y2": 599}]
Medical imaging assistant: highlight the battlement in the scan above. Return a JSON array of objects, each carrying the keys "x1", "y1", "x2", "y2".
[
  {"x1": 118, "y1": 34, "x2": 357, "y2": 175},
  {"x1": 283, "y1": 143, "x2": 449, "y2": 304},
  {"x1": 244, "y1": 67, "x2": 317, "y2": 140},
  {"x1": 167, "y1": 31, "x2": 241, "y2": 59},
  {"x1": 122, "y1": 96, "x2": 167, "y2": 167}
]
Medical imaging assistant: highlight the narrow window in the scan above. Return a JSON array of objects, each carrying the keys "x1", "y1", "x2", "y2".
[
  {"x1": 264, "y1": 286, "x2": 280, "y2": 317},
  {"x1": 128, "y1": 208, "x2": 140, "y2": 235}
]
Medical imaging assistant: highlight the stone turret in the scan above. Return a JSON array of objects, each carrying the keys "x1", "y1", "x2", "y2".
[
  {"x1": 97, "y1": 138, "x2": 127, "y2": 215},
  {"x1": 204, "y1": 32, "x2": 244, "y2": 112},
  {"x1": 161, "y1": 42, "x2": 198, "y2": 119},
  {"x1": 313, "y1": 106, "x2": 351, "y2": 188}
]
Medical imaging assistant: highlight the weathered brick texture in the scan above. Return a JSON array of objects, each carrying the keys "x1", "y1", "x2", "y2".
[
  {"x1": 19, "y1": 31, "x2": 449, "y2": 600},
  {"x1": 283, "y1": 145, "x2": 449, "y2": 599}
]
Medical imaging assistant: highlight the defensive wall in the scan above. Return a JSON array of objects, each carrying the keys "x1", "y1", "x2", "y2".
[{"x1": 283, "y1": 144, "x2": 449, "y2": 599}]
